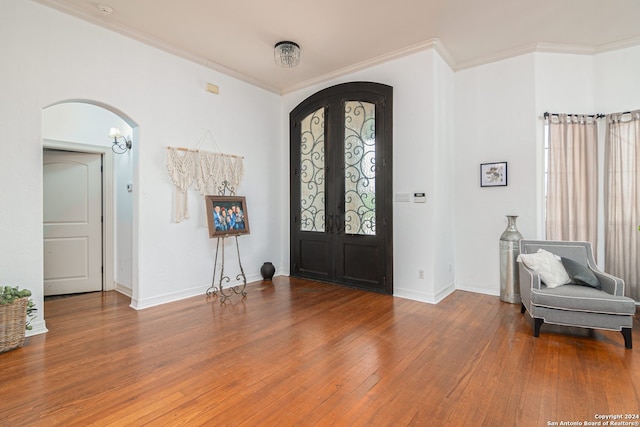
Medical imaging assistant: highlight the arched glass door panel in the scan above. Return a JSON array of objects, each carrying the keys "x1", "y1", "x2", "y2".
[
  {"x1": 300, "y1": 107, "x2": 325, "y2": 233},
  {"x1": 344, "y1": 101, "x2": 376, "y2": 236}
]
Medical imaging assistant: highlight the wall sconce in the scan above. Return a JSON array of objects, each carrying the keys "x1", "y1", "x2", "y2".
[
  {"x1": 274, "y1": 41, "x2": 300, "y2": 68},
  {"x1": 109, "y1": 127, "x2": 132, "y2": 154}
]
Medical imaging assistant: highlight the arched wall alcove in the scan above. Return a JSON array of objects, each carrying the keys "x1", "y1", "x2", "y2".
[{"x1": 42, "y1": 99, "x2": 139, "y2": 301}]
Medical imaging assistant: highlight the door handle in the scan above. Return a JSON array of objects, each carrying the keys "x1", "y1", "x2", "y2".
[{"x1": 334, "y1": 214, "x2": 343, "y2": 234}]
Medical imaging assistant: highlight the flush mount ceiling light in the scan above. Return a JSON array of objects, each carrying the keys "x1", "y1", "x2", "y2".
[{"x1": 274, "y1": 41, "x2": 300, "y2": 68}]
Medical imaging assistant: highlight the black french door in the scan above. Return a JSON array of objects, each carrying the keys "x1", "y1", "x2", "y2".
[{"x1": 290, "y1": 82, "x2": 393, "y2": 293}]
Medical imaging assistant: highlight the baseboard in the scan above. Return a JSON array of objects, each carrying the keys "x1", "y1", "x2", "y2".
[
  {"x1": 114, "y1": 282, "x2": 132, "y2": 297},
  {"x1": 456, "y1": 282, "x2": 500, "y2": 297},
  {"x1": 394, "y1": 282, "x2": 456, "y2": 304},
  {"x1": 25, "y1": 319, "x2": 48, "y2": 337},
  {"x1": 434, "y1": 283, "x2": 457, "y2": 302},
  {"x1": 130, "y1": 273, "x2": 262, "y2": 310},
  {"x1": 130, "y1": 284, "x2": 211, "y2": 310}
]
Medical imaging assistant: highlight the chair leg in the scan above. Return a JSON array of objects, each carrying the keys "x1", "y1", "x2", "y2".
[
  {"x1": 520, "y1": 303, "x2": 526, "y2": 314},
  {"x1": 534, "y1": 318, "x2": 543, "y2": 337},
  {"x1": 621, "y1": 328, "x2": 632, "y2": 349}
]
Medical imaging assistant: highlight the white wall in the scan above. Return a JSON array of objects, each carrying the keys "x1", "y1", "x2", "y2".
[
  {"x1": 42, "y1": 102, "x2": 132, "y2": 147},
  {"x1": 432, "y1": 53, "x2": 456, "y2": 299},
  {"x1": 535, "y1": 53, "x2": 596, "y2": 114},
  {"x1": 281, "y1": 49, "x2": 457, "y2": 303},
  {"x1": 595, "y1": 46, "x2": 640, "y2": 113},
  {"x1": 0, "y1": 0, "x2": 282, "y2": 335},
  {"x1": 454, "y1": 54, "x2": 538, "y2": 296}
]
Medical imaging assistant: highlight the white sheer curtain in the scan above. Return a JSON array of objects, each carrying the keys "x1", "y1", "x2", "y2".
[
  {"x1": 546, "y1": 114, "x2": 599, "y2": 252},
  {"x1": 605, "y1": 110, "x2": 640, "y2": 301}
]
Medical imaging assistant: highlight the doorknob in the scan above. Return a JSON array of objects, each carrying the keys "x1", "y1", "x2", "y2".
[{"x1": 334, "y1": 214, "x2": 343, "y2": 234}]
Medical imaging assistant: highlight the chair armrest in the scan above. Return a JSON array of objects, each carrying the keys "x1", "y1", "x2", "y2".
[
  {"x1": 519, "y1": 263, "x2": 539, "y2": 308},
  {"x1": 519, "y1": 263, "x2": 542, "y2": 289},
  {"x1": 591, "y1": 268, "x2": 625, "y2": 296}
]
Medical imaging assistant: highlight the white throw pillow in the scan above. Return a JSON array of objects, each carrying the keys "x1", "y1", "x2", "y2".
[{"x1": 516, "y1": 249, "x2": 571, "y2": 288}]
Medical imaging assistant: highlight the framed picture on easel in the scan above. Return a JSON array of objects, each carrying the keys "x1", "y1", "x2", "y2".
[{"x1": 205, "y1": 195, "x2": 250, "y2": 238}]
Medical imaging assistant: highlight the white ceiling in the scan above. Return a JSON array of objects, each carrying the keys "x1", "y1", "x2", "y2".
[{"x1": 35, "y1": 0, "x2": 640, "y2": 94}]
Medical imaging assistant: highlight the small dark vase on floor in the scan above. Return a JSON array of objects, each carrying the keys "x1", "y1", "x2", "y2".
[{"x1": 260, "y1": 262, "x2": 275, "y2": 280}]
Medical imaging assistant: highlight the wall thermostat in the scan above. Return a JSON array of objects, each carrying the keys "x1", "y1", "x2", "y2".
[{"x1": 414, "y1": 192, "x2": 426, "y2": 203}]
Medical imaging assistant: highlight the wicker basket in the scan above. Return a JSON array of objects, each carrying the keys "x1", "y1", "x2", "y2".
[{"x1": 0, "y1": 297, "x2": 28, "y2": 353}]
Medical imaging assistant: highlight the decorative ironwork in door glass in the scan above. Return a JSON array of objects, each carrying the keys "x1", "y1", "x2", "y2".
[
  {"x1": 344, "y1": 101, "x2": 376, "y2": 235},
  {"x1": 300, "y1": 108, "x2": 325, "y2": 232}
]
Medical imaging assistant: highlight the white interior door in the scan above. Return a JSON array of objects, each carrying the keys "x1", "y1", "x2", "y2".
[{"x1": 43, "y1": 150, "x2": 103, "y2": 295}]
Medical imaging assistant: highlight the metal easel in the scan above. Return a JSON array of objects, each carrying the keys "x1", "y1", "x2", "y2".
[{"x1": 205, "y1": 181, "x2": 247, "y2": 303}]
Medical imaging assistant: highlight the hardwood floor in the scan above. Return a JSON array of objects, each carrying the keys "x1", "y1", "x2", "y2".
[{"x1": 1, "y1": 277, "x2": 639, "y2": 426}]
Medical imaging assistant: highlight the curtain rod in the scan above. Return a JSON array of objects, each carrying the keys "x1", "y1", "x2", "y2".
[{"x1": 544, "y1": 112, "x2": 605, "y2": 119}]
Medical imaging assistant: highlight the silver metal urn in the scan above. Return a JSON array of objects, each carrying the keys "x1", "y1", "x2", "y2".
[{"x1": 499, "y1": 215, "x2": 523, "y2": 303}]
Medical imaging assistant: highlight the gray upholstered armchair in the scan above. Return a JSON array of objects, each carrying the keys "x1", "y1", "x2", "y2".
[{"x1": 518, "y1": 240, "x2": 636, "y2": 349}]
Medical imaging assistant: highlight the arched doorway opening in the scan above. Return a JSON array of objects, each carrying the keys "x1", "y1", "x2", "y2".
[{"x1": 42, "y1": 100, "x2": 138, "y2": 302}]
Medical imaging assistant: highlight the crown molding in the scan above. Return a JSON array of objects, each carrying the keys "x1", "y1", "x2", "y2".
[
  {"x1": 533, "y1": 42, "x2": 597, "y2": 55},
  {"x1": 453, "y1": 42, "x2": 543, "y2": 71},
  {"x1": 454, "y1": 38, "x2": 640, "y2": 71},
  {"x1": 595, "y1": 35, "x2": 640, "y2": 54},
  {"x1": 281, "y1": 38, "x2": 455, "y2": 95},
  {"x1": 31, "y1": 0, "x2": 640, "y2": 94},
  {"x1": 33, "y1": 0, "x2": 280, "y2": 93}
]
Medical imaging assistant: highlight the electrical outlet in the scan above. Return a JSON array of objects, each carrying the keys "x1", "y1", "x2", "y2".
[{"x1": 418, "y1": 269, "x2": 424, "y2": 279}]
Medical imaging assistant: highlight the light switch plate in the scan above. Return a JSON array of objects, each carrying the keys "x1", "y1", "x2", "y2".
[{"x1": 395, "y1": 193, "x2": 410, "y2": 202}]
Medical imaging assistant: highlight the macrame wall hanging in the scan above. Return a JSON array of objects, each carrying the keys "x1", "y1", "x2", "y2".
[
  {"x1": 166, "y1": 147, "x2": 197, "y2": 222},
  {"x1": 166, "y1": 130, "x2": 244, "y2": 223}
]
